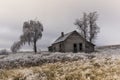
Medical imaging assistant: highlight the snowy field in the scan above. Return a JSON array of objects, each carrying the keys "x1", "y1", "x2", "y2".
[
  {"x1": 0, "y1": 51, "x2": 93, "y2": 69},
  {"x1": 0, "y1": 46, "x2": 120, "y2": 80},
  {"x1": 0, "y1": 46, "x2": 120, "y2": 69}
]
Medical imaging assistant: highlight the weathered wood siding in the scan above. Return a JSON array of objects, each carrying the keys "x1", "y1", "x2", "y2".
[
  {"x1": 52, "y1": 42, "x2": 65, "y2": 52},
  {"x1": 85, "y1": 43, "x2": 95, "y2": 53},
  {"x1": 64, "y1": 32, "x2": 85, "y2": 52},
  {"x1": 49, "y1": 31, "x2": 95, "y2": 53}
]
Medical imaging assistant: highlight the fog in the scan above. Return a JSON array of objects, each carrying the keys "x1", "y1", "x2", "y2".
[{"x1": 0, "y1": 0, "x2": 120, "y2": 51}]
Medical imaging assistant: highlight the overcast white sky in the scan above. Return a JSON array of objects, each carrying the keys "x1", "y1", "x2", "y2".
[{"x1": 0, "y1": 0, "x2": 120, "y2": 51}]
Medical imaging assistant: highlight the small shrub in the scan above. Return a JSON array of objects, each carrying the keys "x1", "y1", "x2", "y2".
[{"x1": 0, "y1": 49, "x2": 9, "y2": 55}]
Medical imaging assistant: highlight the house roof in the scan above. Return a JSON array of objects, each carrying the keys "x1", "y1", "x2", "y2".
[
  {"x1": 53, "y1": 31, "x2": 73, "y2": 44},
  {"x1": 53, "y1": 30, "x2": 95, "y2": 46}
]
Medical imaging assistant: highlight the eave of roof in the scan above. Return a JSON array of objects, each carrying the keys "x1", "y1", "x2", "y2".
[{"x1": 53, "y1": 31, "x2": 73, "y2": 44}]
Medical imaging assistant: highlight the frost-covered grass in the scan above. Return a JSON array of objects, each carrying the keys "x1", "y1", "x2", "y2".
[
  {"x1": 0, "y1": 57, "x2": 120, "y2": 80},
  {"x1": 0, "y1": 47, "x2": 120, "y2": 80},
  {"x1": 0, "y1": 52, "x2": 92, "y2": 69}
]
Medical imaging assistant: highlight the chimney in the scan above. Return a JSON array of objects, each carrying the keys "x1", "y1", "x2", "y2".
[{"x1": 61, "y1": 32, "x2": 64, "y2": 37}]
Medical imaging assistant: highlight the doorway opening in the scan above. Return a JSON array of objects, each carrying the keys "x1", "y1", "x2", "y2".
[
  {"x1": 79, "y1": 43, "x2": 82, "y2": 51},
  {"x1": 73, "y1": 43, "x2": 77, "y2": 53}
]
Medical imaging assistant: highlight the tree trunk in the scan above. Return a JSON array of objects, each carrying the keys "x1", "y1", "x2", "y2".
[
  {"x1": 34, "y1": 31, "x2": 37, "y2": 53},
  {"x1": 33, "y1": 40, "x2": 37, "y2": 53}
]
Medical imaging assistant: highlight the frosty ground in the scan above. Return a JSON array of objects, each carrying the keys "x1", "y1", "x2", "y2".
[{"x1": 0, "y1": 46, "x2": 120, "y2": 80}]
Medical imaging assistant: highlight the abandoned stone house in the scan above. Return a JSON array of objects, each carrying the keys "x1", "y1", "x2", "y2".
[{"x1": 48, "y1": 30, "x2": 95, "y2": 53}]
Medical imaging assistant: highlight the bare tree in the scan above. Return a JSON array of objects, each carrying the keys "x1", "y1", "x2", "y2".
[
  {"x1": 75, "y1": 13, "x2": 88, "y2": 40},
  {"x1": 11, "y1": 20, "x2": 43, "y2": 53},
  {"x1": 75, "y1": 12, "x2": 99, "y2": 43},
  {"x1": 88, "y1": 12, "x2": 99, "y2": 43}
]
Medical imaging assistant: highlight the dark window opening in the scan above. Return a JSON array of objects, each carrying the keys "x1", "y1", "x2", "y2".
[
  {"x1": 59, "y1": 44, "x2": 62, "y2": 52},
  {"x1": 79, "y1": 43, "x2": 82, "y2": 51},
  {"x1": 54, "y1": 47, "x2": 56, "y2": 52}
]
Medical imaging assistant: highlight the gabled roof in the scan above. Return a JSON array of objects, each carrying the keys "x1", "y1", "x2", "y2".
[
  {"x1": 53, "y1": 31, "x2": 73, "y2": 44},
  {"x1": 53, "y1": 30, "x2": 95, "y2": 46}
]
